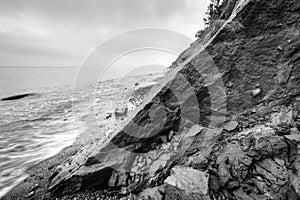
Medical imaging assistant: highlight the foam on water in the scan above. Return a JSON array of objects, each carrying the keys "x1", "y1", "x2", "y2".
[
  {"x1": 0, "y1": 85, "x2": 89, "y2": 198},
  {"x1": 0, "y1": 72, "x2": 163, "y2": 198}
]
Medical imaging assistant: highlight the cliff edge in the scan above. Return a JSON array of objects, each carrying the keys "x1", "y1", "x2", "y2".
[{"x1": 49, "y1": 0, "x2": 300, "y2": 199}]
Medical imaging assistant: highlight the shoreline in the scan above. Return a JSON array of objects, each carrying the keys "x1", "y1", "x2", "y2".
[
  {"x1": 1, "y1": 123, "x2": 87, "y2": 200},
  {"x1": 1, "y1": 77, "x2": 156, "y2": 200}
]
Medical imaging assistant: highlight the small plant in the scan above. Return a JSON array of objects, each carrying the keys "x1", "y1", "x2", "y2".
[
  {"x1": 203, "y1": 0, "x2": 222, "y2": 27},
  {"x1": 196, "y1": 0, "x2": 223, "y2": 38}
]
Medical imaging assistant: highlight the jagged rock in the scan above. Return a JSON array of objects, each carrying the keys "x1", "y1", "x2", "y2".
[
  {"x1": 164, "y1": 166, "x2": 209, "y2": 196},
  {"x1": 216, "y1": 139, "x2": 252, "y2": 183},
  {"x1": 218, "y1": 162, "x2": 231, "y2": 187},
  {"x1": 138, "y1": 185, "x2": 165, "y2": 200},
  {"x1": 207, "y1": 125, "x2": 299, "y2": 199},
  {"x1": 49, "y1": 162, "x2": 116, "y2": 195},
  {"x1": 254, "y1": 158, "x2": 288, "y2": 194},
  {"x1": 285, "y1": 134, "x2": 300, "y2": 142},
  {"x1": 270, "y1": 107, "x2": 294, "y2": 126}
]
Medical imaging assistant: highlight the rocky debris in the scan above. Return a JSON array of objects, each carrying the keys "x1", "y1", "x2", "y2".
[
  {"x1": 129, "y1": 85, "x2": 153, "y2": 106},
  {"x1": 47, "y1": 0, "x2": 300, "y2": 199},
  {"x1": 164, "y1": 166, "x2": 209, "y2": 196},
  {"x1": 204, "y1": 125, "x2": 299, "y2": 200}
]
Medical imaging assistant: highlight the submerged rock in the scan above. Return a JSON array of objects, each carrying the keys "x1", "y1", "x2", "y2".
[{"x1": 1, "y1": 93, "x2": 37, "y2": 101}]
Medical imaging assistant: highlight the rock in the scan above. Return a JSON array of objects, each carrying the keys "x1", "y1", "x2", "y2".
[
  {"x1": 1, "y1": 93, "x2": 38, "y2": 101},
  {"x1": 285, "y1": 134, "x2": 300, "y2": 142},
  {"x1": 224, "y1": 121, "x2": 239, "y2": 131},
  {"x1": 104, "y1": 113, "x2": 112, "y2": 119},
  {"x1": 254, "y1": 158, "x2": 288, "y2": 193},
  {"x1": 31, "y1": 183, "x2": 39, "y2": 191},
  {"x1": 206, "y1": 125, "x2": 297, "y2": 199},
  {"x1": 26, "y1": 191, "x2": 35, "y2": 198},
  {"x1": 233, "y1": 189, "x2": 253, "y2": 200},
  {"x1": 251, "y1": 88, "x2": 262, "y2": 97},
  {"x1": 138, "y1": 185, "x2": 164, "y2": 200},
  {"x1": 270, "y1": 107, "x2": 293, "y2": 126},
  {"x1": 114, "y1": 107, "x2": 128, "y2": 119},
  {"x1": 227, "y1": 181, "x2": 240, "y2": 190},
  {"x1": 164, "y1": 166, "x2": 209, "y2": 195},
  {"x1": 168, "y1": 130, "x2": 174, "y2": 141},
  {"x1": 277, "y1": 46, "x2": 284, "y2": 51},
  {"x1": 108, "y1": 171, "x2": 118, "y2": 187},
  {"x1": 290, "y1": 127, "x2": 300, "y2": 135},
  {"x1": 245, "y1": 126, "x2": 288, "y2": 159},
  {"x1": 257, "y1": 105, "x2": 268, "y2": 117},
  {"x1": 216, "y1": 140, "x2": 251, "y2": 183},
  {"x1": 228, "y1": 81, "x2": 234, "y2": 88},
  {"x1": 218, "y1": 162, "x2": 231, "y2": 187},
  {"x1": 49, "y1": 163, "x2": 116, "y2": 196}
]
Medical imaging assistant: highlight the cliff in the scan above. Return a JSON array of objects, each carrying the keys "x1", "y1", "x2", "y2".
[{"x1": 49, "y1": 0, "x2": 300, "y2": 199}]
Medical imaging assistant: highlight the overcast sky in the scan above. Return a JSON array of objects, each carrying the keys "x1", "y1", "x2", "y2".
[{"x1": 0, "y1": 0, "x2": 210, "y2": 67}]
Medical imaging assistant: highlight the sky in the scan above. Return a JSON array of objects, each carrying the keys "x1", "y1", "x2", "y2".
[{"x1": 0, "y1": 0, "x2": 211, "y2": 67}]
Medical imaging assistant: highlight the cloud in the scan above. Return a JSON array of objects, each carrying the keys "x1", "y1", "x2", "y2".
[{"x1": 0, "y1": 0, "x2": 210, "y2": 66}]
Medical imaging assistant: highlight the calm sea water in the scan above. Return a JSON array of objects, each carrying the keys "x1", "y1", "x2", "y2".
[
  {"x1": 0, "y1": 67, "x2": 164, "y2": 198},
  {"x1": 0, "y1": 67, "x2": 79, "y2": 97},
  {"x1": 0, "y1": 67, "x2": 87, "y2": 197}
]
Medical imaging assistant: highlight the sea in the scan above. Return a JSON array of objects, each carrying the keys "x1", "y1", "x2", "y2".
[{"x1": 0, "y1": 66, "x2": 165, "y2": 198}]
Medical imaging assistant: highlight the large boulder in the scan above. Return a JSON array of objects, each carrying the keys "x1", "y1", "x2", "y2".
[{"x1": 164, "y1": 166, "x2": 209, "y2": 196}]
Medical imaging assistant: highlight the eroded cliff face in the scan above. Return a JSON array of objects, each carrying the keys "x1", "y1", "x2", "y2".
[{"x1": 49, "y1": 0, "x2": 300, "y2": 199}]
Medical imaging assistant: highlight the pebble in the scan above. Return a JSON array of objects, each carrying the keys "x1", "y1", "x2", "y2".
[
  {"x1": 26, "y1": 191, "x2": 35, "y2": 198},
  {"x1": 224, "y1": 121, "x2": 239, "y2": 132},
  {"x1": 257, "y1": 106, "x2": 268, "y2": 117},
  {"x1": 277, "y1": 46, "x2": 283, "y2": 51},
  {"x1": 104, "y1": 113, "x2": 112, "y2": 119},
  {"x1": 251, "y1": 108, "x2": 257, "y2": 113},
  {"x1": 228, "y1": 82, "x2": 234, "y2": 88},
  {"x1": 251, "y1": 88, "x2": 262, "y2": 97},
  {"x1": 31, "y1": 183, "x2": 39, "y2": 190},
  {"x1": 168, "y1": 130, "x2": 174, "y2": 140}
]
